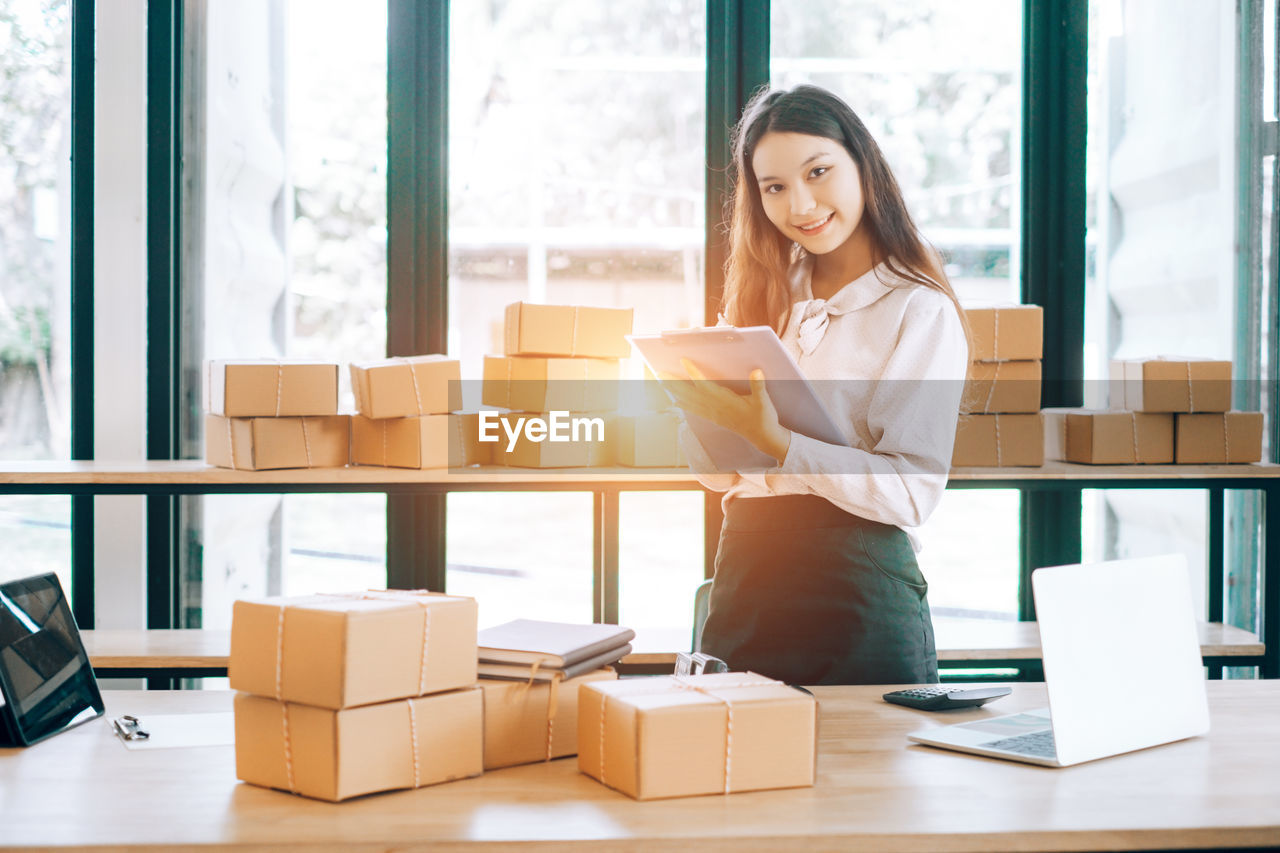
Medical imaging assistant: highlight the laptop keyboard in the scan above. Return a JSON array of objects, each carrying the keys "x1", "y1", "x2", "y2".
[{"x1": 980, "y1": 729, "x2": 1058, "y2": 759}]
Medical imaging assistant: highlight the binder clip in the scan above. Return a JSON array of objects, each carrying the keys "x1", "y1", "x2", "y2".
[
  {"x1": 673, "y1": 651, "x2": 729, "y2": 676},
  {"x1": 111, "y1": 715, "x2": 150, "y2": 742}
]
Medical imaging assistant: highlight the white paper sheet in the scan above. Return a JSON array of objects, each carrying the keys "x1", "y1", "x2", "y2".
[{"x1": 113, "y1": 712, "x2": 235, "y2": 750}]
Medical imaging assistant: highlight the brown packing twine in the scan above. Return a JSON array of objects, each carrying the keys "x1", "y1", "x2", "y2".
[
  {"x1": 453, "y1": 415, "x2": 466, "y2": 468},
  {"x1": 993, "y1": 414, "x2": 1003, "y2": 467},
  {"x1": 398, "y1": 356, "x2": 425, "y2": 415},
  {"x1": 381, "y1": 419, "x2": 389, "y2": 468},
  {"x1": 598, "y1": 692, "x2": 607, "y2": 786},
  {"x1": 1130, "y1": 412, "x2": 1141, "y2": 464},
  {"x1": 508, "y1": 661, "x2": 563, "y2": 762},
  {"x1": 991, "y1": 308, "x2": 1000, "y2": 361},
  {"x1": 570, "y1": 306, "x2": 580, "y2": 357},
  {"x1": 274, "y1": 604, "x2": 287, "y2": 699},
  {"x1": 226, "y1": 417, "x2": 238, "y2": 470},
  {"x1": 274, "y1": 362, "x2": 284, "y2": 417},
  {"x1": 505, "y1": 357, "x2": 513, "y2": 408},
  {"x1": 1222, "y1": 413, "x2": 1230, "y2": 463},
  {"x1": 1186, "y1": 361, "x2": 1195, "y2": 413},
  {"x1": 274, "y1": 603, "x2": 297, "y2": 793},
  {"x1": 300, "y1": 418, "x2": 313, "y2": 468},
  {"x1": 417, "y1": 605, "x2": 432, "y2": 695},
  {"x1": 407, "y1": 698, "x2": 421, "y2": 788},
  {"x1": 982, "y1": 361, "x2": 1000, "y2": 414},
  {"x1": 545, "y1": 673, "x2": 562, "y2": 761},
  {"x1": 280, "y1": 703, "x2": 297, "y2": 793}
]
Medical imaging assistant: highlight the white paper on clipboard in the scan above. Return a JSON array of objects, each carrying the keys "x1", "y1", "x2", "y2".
[{"x1": 627, "y1": 326, "x2": 847, "y2": 472}]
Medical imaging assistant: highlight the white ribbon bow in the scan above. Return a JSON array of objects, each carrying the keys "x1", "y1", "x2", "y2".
[{"x1": 797, "y1": 299, "x2": 836, "y2": 356}]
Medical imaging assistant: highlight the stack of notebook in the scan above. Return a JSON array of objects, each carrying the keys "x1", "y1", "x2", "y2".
[{"x1": 477, "y1": 619, "x2": 635, "y2": 681}]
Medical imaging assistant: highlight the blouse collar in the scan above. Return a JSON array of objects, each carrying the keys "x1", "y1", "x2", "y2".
[
  {"x1": 790, "y1": 252, "x2": 899, "y2": 315},
  {"x1": 789, "y1": 254, "x2": 902, "y2": 356}
]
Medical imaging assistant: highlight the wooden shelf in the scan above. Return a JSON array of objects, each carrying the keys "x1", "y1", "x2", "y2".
[{"x1": 1, "y1": 459, "x2": 1277, "y2": 486}]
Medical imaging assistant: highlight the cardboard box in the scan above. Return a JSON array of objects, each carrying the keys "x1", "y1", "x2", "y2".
[
  {"x1": 1043, "y1": 408, "x2": 1174, "y2": 464},
  {"x1": 205, "y1": 360, "x2": 339, "y2": 416},
  {"x1": 230, "y1": 590, "x2": 477, "y2": 709},
  {"x1": 482, "y1": 355, "x2": 621, "y2": 413},
  {"x1": 205, "y1": 414, "x2": 350, "y2": 471},
  {"x1": 962, "y1": 360, "x2": 1042, "y2": 413},
  {"x1": 577, "y1": 672, "x2": 817, "y2": 800},
  {"x1": 488, "y1": 411, "x2": 613, "y2": 468},
  {"x1": 1109, "y1": 358, "x2": 1232, "y2": 412},
  {"x1": 612, "y1": 413, "x2": 686, "y2": 467},
  {"x1": 504, "y1": 302, "x2": 633, "y2": 359},
  {"x1": 350, "y1": 413, "x2": 489, "y2": 469},
  {"x1": 480, "y1": 669, "x2": 618, "y2": 770},
  {"x1": 1174, "y1": 412, "x2": 1264, "y2": 464},
  {"x1": 964, "y1": 305, "x2": 1043, "y2": 362},
  {"x1": 952, "y1": 413, "x2": 1044, "y2": 467},
  {"x1": 234, "y1": 687, "x2": 483, "y2": 802},
  {"x1": 350, "y1": 355, "x2": 461, "y2": 419}
]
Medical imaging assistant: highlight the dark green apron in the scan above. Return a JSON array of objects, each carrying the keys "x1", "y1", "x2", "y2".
[{"x1": 701, "y1": 494, "x2": 938, "y2": 685}]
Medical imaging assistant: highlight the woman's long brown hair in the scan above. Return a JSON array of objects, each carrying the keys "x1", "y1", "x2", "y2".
[{"x1": 721, "y1": 85, "x2": 969, "y2": 351}]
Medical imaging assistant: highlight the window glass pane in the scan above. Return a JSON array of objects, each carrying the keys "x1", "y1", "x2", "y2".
[
  {"x1": 916, "y1": 490, "x2": 1019, "y2": 619},
  {"x1": 618, "y1": 492, "x2": 703, "y2": 651},
  {"x1": 771, "y1": 0, "x2": 1021, "y2": 303},
  {"x1": 447, "y1": 2, "x2": 706, "y2": 634},
  {"x1": 184, "y1": 0, "x2": 388, "y2": 626},
  {"x1": 1084, "y1": 1, "x2": 1235, "y2": 599},
  {"x1": 448, "y1": 0, "x2": 706, "y2": 369},
  {"x1": 446, "y1": 493, "x2": 594, "y2": 628},
  {"x1": 0, "y1": 0, "x2": 72, "y2": 591}
]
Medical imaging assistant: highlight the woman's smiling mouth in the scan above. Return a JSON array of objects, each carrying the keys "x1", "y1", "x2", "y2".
[{"x1": 795, "y1": 213, "x2": 833, "y2": 235}]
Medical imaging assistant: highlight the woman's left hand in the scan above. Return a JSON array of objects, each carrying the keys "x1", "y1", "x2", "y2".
[{"x1": 658, "y1": 358, "x2": 792, "y2": 463}]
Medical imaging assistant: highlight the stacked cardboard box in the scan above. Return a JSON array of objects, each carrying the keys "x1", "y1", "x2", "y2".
[
  {"x1": 1093, "y1": 357, "x2": 1264, "y2": 464},
  {"x1": 229, "y1": 590, "x2": 483, "y2": 801},
  {"x1": 1042, "y1": 408, "x2": 1175, "y2": 465},
  {"x1": 577, "y1": 672, "x2": 817, "y2": 800},
  {"x1": 610, "y1": 366, "x2": 686, "y2": 468},
  {"x1": 348, "y1": 355, "x2": 489, "y2": 469},
  {"x1": 483, "y1": 302, "x2": 632, "y2": 467},
  {"x1": 953, "y1": 306, "x2": 1045, "y2": 467},
  {"x1": 204, "y1": 359, "x2": 349, "y2": 470}
]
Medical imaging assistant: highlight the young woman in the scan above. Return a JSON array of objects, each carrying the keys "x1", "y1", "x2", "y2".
[{"x1": 662, "y1": 85, "x2": 970, "y2": 685}]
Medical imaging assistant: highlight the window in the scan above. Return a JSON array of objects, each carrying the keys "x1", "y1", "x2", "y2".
[
  {"x1": 181, "y1": 0, "x2": 388, "y2": 626},
  {"x1": 0, "y1": 0, "x2": 72, "y2": 590},
  {"x1": 446, "y1": 0, "x2": 707, "y2": 640},
  {"x1": 1082, "y1": 0, "x2": 1241, "y2": 615}
]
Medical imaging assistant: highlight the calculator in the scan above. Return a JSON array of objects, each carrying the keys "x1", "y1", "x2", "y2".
[{"x1": 882, "y1": 686, "x2": 1011, "y2": 711}]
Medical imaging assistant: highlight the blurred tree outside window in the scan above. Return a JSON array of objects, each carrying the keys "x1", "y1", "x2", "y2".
[{"x1": 0, "y1": 0, "x2": 72, "y2": 589}]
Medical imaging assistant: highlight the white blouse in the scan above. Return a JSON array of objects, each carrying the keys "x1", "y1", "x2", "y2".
[{"x1": 681, "y1": 254, "x2": 970, "y2": 551}]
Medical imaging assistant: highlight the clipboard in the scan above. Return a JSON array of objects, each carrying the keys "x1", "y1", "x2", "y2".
[{"x1": 627, "y1": 326, "x2": 847, "y2": 471}]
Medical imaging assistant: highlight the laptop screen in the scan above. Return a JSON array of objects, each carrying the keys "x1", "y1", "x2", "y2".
[{"x1": 0, "y1": 573, "x2": 104, "y2": 746}]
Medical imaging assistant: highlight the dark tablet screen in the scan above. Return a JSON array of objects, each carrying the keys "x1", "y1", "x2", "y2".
[{"x1": 0, "y1": 573, "x2": 103, "y2": 746}]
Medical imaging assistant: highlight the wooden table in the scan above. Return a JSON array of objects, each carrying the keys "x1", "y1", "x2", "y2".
[{"x1": 3, "y1": 682, "x2": 1278, "y2": 851}]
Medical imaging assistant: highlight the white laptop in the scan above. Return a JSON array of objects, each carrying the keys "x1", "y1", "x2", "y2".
[{"x1": 907, "y1": 554, "x2": 1210, "y2": 767}]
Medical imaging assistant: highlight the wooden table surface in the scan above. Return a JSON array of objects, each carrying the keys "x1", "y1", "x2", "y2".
[{"x1": 3, "y1": 682, "x2": 1278, "y2": 851}]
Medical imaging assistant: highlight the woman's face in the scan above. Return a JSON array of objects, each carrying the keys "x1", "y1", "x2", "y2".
[{"x1": 751, "y1": 131, "x2": 864, "y2": 255}]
